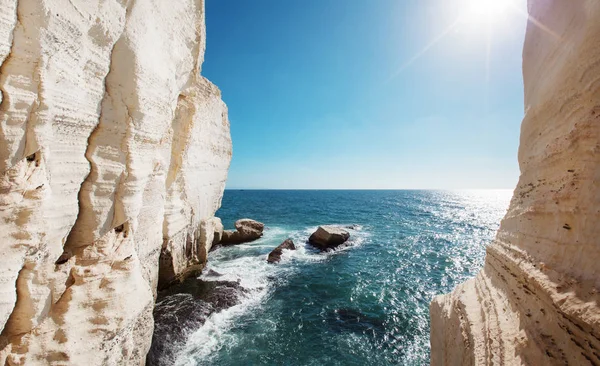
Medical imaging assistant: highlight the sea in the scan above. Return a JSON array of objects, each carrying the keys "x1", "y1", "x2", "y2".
[{"x1": 169, "y1": 189, "x2": 512, "y2": 365}]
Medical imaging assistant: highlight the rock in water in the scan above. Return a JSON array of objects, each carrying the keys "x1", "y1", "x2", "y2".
[
  {"x1": 235, "y1": 218, "x2": 265, "y2": 233},
  {"x1": 430, "y1": 1, "x2": 600, "y2": 365},
  {"x1": 308, "y1": 226, "x2": 350, "y2": 250},
  {"x1": 267, "y1": 239, "x2": 296, "y2": 263},
  {"x1": 205, "y1": 269, "x2": 223, "y2": 277},
  {"x1": 220, "y1": 218, "x2": 265, "y2": 244},
  {"x1": 147, "y1": 278, "x2": 244, "y2": 366},
  {"x1": 328, "y1": 308, "x2": 387, "y2": 336}
]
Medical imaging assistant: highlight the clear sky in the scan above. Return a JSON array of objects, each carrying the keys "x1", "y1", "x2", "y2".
[{"x1": 203, "y1": 0, "x2": 529, "y2": 189}]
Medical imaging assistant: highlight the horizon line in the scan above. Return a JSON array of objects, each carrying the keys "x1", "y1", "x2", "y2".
[{"x1": 224, "y1": 188, "x2": 515, "y2": 191}]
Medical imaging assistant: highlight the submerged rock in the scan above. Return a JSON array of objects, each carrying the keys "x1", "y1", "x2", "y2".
[
  {"x1": 308, "y1": 225, "x2": 350, "y2": 250},
  {"x1": 220, "y1": 218, "x2": 265, "y2": 245},
  {"x1": 147, "y1": 278, "x2": 244, "y2": 365},
  {"x1": 267, "y1": 238, "x2": 296, "y2": 263},
  {"x1": 327, "y1": 308, "x2": 386, "y2": 336},
  {"x1": 205, "y1": 269, "x2": 223, "y2": 277}
]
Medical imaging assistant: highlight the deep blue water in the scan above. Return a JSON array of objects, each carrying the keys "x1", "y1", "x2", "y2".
[{"x1": 174, "y1": 190, "x2": 511, "y2": 365}]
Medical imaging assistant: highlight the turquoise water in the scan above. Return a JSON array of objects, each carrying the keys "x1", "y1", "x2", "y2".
[{"x1": 174, "y1": 190, "x2": 511, "y2": 365}]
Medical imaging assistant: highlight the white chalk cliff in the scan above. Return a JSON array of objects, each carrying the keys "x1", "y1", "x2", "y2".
[
  {"x1": 431, "y1": 0, "x2": 600, "y2": 365},
  {"x1": 0, "y1": 0, "x2": 231, "y2": 364}
]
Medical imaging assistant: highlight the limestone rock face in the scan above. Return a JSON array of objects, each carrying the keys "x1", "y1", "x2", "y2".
[
  {"x1": 213, "y1": 217, "x2": 224, "y2": 245},
  {"x1": 430, "y1": 1, "x2": 600, "y2": 365},
  {"x1": 0, "y1": 0, "x2": 231, "y2": 365}
]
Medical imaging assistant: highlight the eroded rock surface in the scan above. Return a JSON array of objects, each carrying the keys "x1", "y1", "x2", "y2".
[
  {"x1": 219, "y1": 218, "x2": 265, "y2": 245},
  {"x1": 308, "y1": 226, "x2": 350, "y2": 250},
  {"x1": 147, "y1": 278, "x2": 244, "y2": 366},
  {"x1": 430, "y1": 1, "x2": 600, "y2": 365},
  {"x1": 0, "y1": 0, "x2": 231, "y2": 364}
]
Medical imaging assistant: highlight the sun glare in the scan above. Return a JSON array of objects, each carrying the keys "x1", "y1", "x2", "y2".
[
  {"x1": 390, "y1": 0, "x2": 530, "y2": 80},
  {"x1": 464, "y1": 0, "x2": 514, "y2": 24}
]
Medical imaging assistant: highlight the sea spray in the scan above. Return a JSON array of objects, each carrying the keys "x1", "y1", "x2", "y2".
[{"x1": 172, "y1": 225, "x2": 369, "y2": 365}]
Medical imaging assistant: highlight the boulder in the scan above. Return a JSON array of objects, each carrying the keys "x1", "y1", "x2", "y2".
[
  {"x1": 219, "y1": 218, "x2": 264, "y2": 245},
  {"x1": 205, "y1": 269, "x2": 223, "y2": 277},
  {"x1": 234, "y1": 219, "x2": 264, "y2": 242},
  {"x1": 235, "y1": 218, "x2": 264, "y2": 233},
  {"x1": 267, "y1": 239, "x2": 296, "y2": 263},
  {"x1": 308, "y1": 226, "x2": 350, "y2": 250}
]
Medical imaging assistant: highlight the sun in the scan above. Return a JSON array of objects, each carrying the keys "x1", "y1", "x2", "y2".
[
  {"x1": 464, "y1": 0, "x2": 514, "y2": 24},
  {"x1": 390, "y1": 0, "x2": 529, "y2": 79}
]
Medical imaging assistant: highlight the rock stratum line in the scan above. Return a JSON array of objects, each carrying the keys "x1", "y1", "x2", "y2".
[
  {"x1": 0, "y1": 0, "x2": 231, "y2": 364},
  {"x1": 431, "y1": 1, "x2": 600, "y2": 365}
]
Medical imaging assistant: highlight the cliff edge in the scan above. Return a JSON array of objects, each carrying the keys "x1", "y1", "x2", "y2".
[
  {"x1": 431, "y1": 1, "x2": 600, "y2": 365},
  {"x1": 0, "y1": 0, "x2": 231, "y2": 364}
]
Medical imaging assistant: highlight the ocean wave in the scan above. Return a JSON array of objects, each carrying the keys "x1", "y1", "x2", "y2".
[
  {"x1": 173, "y1": 224, "x2": 370, "y2": 365},
  {"x1": 174, "y1": 289, "x2": 267, "y2": 366}
]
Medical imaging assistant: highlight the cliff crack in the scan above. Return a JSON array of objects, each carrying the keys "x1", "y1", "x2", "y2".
[
  {"x1": 64, "y1": 15, "x2": 126, "y2": 248},
  {"x1": 0, "y1": 0, "x2": 18, "y2": 107},
  {"x1": 0, "y1": 0, "x2": 19, "y2": 174}
]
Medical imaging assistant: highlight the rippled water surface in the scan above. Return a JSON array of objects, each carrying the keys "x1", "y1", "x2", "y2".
[{"x1": 174, "y1": 190, "x2": 512, "y2": 365}]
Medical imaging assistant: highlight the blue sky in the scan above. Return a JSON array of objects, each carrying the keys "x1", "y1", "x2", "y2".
[{"x1": 203, "y1": 0, "x2": 528, "y2": 189}]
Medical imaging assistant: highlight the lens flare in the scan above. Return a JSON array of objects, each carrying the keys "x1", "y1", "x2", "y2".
[{"x1": 464, "y1": 0, "x2": 513, "y2": 24}]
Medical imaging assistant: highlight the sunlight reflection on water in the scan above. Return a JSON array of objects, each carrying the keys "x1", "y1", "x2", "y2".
[{"x1": 173, "y1": 190, "x2": 512, "y2": 365}]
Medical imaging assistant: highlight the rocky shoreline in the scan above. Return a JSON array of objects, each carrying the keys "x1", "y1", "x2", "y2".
[
  {"x1": 147, "y1": 221, "x2": 355, "y2": 365},
  {"x1": 147, "y1": 277, "x2": 245, "y2": 366}
]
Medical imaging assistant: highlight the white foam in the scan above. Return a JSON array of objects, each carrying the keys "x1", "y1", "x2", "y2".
[
  {"x1": 174, "y1": 288, "x2": 267, "y2": 366},
  {"x1": 173, "y1": 224, "x2": 370, "y2": 364}
]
